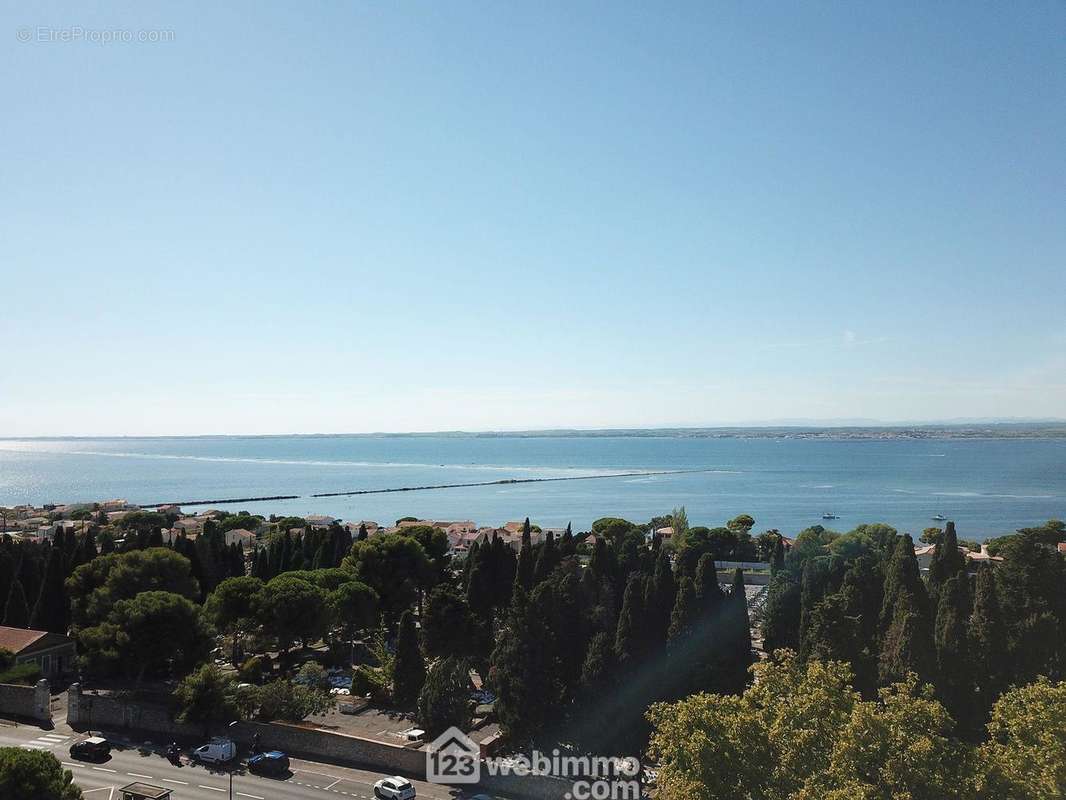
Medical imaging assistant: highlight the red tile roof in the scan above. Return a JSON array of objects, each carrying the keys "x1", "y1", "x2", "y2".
[{"x1": 0, "y1": 626, "x2": 48, "y2": 654}]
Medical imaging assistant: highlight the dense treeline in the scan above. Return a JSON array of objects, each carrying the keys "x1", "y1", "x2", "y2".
[
  {"x1": 480, "y1": 515, "x2": 754, "y2": 753},
  {"x1": 760, "y1": 518, "x2": 1066, "y2": 737}
]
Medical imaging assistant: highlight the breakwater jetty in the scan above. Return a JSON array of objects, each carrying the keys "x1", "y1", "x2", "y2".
[{"x1": 140, "y1": 468, "x2": 713, "y2": 508}]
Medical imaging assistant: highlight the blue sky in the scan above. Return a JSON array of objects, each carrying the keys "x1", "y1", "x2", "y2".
[{"x1": 2, "y1": 2, "x2": 1064, "y2": 435}]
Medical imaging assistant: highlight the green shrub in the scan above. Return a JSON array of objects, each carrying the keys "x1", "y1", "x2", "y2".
[
  {"x1": 239, "y1": 656, "x2": 268, "y2": 683},
  {"x1": 0, "y1": 662, "x2": 42, "y2": 686}
]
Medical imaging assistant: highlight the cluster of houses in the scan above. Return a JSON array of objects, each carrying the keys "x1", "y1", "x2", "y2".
[{"x1": 0, "y1": 499, "x2": 570, "y2": 561}]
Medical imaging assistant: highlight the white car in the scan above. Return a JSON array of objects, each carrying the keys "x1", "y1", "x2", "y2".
[
  {"x1": 192, "y1": 737, "x2": 237, "y2": 764},
  {"x1": 374, "y1": 775, "x2": 416, "y2": 799}
]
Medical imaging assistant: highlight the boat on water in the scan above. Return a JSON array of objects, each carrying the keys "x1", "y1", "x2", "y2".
[
  {"x1": 822, "y1": 513, "x2": 839, "y2": 520},
  {"x1": 931, "y1": 514, "x2": 947, "y2": 521}
]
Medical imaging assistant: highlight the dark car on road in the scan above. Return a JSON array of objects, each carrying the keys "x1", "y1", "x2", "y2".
[
  {"x1": 247, "y1": 750, "x2": 290, "y2": 776},
  {"x1": 70, "y1": 736, "x2": 111, "y2": 761}
]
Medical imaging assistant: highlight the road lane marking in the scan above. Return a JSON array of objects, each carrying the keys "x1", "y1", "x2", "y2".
[
  {"x1": 326, "y1": 778, "x2": 343, "y2": 789},
  {"x1": 62, "y1": 762, "x2": 84, "y2": 768},
  {"x1": 127, "y1": 772, "x2": 154, "y2": 779},
  {"x1": 199, "y1": 785, "x2": 226, "y2": 792},
  {"x1": 237, "y1": 793, "x2": 265, "y2": 799},
  {"x1": 92, "y1": 766, "x2": 117, "y2": 773},
  {"x1": 161, "y1": 778, "x2": 188, "y2": 784}
]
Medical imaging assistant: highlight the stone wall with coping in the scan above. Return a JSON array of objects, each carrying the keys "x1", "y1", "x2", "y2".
[
  {"x1": 66, "y1": 685, "x2": 571, "y2": 799},
  {"x1": 0, "y1": 679, "x2": 51, "y2": 722}
]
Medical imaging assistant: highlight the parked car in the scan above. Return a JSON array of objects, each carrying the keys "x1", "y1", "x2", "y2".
[
  {"x1": 69, "y1": 736, "x2": 111, "y2": 761},
  {"x1": 374, "y1": 775, "x2": 416, "y2": 799},
  {"x1": 247, "y1": 750, "x2": 290, "y2": 776},
  {"x1": 192, "y1": 737, "x2": 236, "y2": 764}
]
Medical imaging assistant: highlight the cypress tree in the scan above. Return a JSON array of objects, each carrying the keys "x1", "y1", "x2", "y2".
[
  {"x1": 357, "y1": 523, "x2": 368, "y2": 541},
  {"x1": 970, "y1": 564, "x2": 1009, "y2": 718},
  {"x1": 761, "y1": 573, "x2": 802, "y2": 654},
  {"x1": 927, "y1": 521, "x2": 967, "y2": 609},
  {"x1": 590, "y1": 537, "x2": 612, "y2": 585},
  {"x1": 515, "y1": 538, "x2": 535, "y2": 592},
  {"x1": 803, "y1": 591, "x2": 861, "y2": 670},
  {"x1": 614, "y1": 574, "x2": 647, "y2": 665},
  {"x1": 879, "y1": 584, "x2": 936, "y2": 686},
  {"x1": 3, "y1": 579, "x2": 30, "y2": 628},
  {"x1": 466, "y1": 559, "x2": 494, "y2": 619},
  {"x1": 533, "y1": 532, "x2": 559, "y2": 584},
  {"x1": 695, "y1": 553, "x2": 724, "y2": 611},
  {"x1": 312, "y1": 535, "x2": 331, "y2": 570},
  {"x1": 30, "y1": 547, "x2": 69, "y2": 634},
  {"x1": 667, "y1": 576, "x2": 698, "y2": 644},
  {"x1": 934, "y1": 573, "x2": 973, "y2": 732},
  {"x1": 393, "y1": 610, "x2": 426, "y2": 706},
  {"x1": 880, "y1": 534, "x2": 928, "y2": 631},
  {"x1": 0, "y1": 550, "x2": 14, "y2": 614},
  {"x1": 17, "y1": 556, "x2": 42, "y2": 614},
  {"x1": 491, "y1": 535, "x2": 517, "y2": 609},
  {"x1": 770, "y1": 536, "x2": 786, "y2": 575},
  {"x1": 521, "y1": 517, "x2": 532, "y2": 546},
  {"x1": 491, "y1": 587, "x2": 556, "y2": 743},
  {"x1": 648, "y1": 549, "x2": 677, "y2": 647},
  {"x1": 798, "y1": 558, "x2": 829, "y2": 654},
  {"x1": 720, "y1": 569, "x2": 752, "y2": 694}
]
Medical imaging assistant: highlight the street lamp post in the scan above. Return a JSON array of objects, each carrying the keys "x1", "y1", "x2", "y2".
[{"x1": 228, "y1": 720, "x2": 239, "y2": 800}]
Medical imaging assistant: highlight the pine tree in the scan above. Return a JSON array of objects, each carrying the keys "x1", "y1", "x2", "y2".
[
  {"x1": 3, "y1": 579, "x2": 30, "y2": 628},
  {"x1": 30, "y1": 546, "x2": 68, "y2": 634},
  {"x1": 393, "y1": 610, "x2": 426, "y2": 706}
]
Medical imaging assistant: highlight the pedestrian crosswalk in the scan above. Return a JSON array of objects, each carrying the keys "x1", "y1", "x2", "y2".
[{"x1": 21, "y1": 732, "x2": 69, "y2": 750}]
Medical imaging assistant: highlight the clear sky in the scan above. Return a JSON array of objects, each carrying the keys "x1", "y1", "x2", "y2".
[{"x1": 2, "y1": 2, "x2": 1064, "y2": 436}]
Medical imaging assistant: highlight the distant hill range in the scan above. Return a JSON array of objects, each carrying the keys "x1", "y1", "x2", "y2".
[{"x1": 365, "y1": 420, "x2": 1066, "y2": 440}]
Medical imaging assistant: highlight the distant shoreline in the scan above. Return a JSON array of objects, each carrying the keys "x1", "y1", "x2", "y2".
[{"x1": 4, "y1": 422, "x2": 1066, "y2": 441}]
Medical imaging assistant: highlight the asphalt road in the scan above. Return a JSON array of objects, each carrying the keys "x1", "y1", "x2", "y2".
[{"x1": 0, "y1": 721, "x2": 500, "y2": 800}]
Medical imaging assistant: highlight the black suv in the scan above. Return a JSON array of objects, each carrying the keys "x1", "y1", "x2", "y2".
[{"x1": 70, "y1": 736, "x2": 111, "y2": 761}]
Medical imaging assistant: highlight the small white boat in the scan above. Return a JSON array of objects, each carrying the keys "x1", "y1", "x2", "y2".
[
  {"x1": 822, "y1": 512, "x2": 839, "y2": 520},
  {"x1": 931, "y1": 514, "x2": 947, "y2": 522}
]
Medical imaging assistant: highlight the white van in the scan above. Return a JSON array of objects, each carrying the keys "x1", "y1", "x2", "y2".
[{"x1": 192, "y1": 737, "x2": 236, "y2": 764}]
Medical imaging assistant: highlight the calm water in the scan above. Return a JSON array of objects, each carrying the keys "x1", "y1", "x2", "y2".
[{"x1": 1, "y1": 436, "x2": 1064, "y2": 540}]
